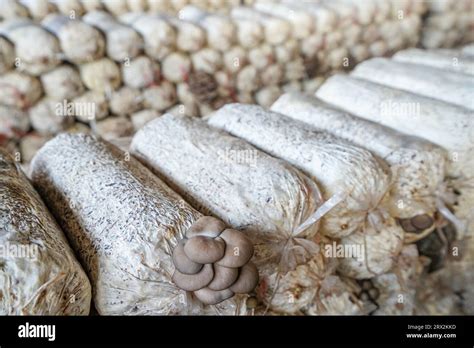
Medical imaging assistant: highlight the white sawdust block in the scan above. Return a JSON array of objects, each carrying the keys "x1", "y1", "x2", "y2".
[
  {"x1": 83, "y1": 11, "x2": 143, "y2": 62},
  {"x1": 254, "y1": 1, "x2": 314, "y2": 39},
  {"x1": 223, "y1": 46, "x2": 247, "y2": 74},
  {"x1": 119, "y1": 13, "x2": 176, "y2": 60},
  {"x1": 40, "y1": 64, "x2": 84, "y2": 100},
  {"x1": 231, "y1": 6, "x2": 291, "y2": 45},
  {"x1": 164, "y1": 16, "x2": 206, "y2": 53},
  {"x1": 142, "y1": 80, "x2": 177, "y2": 111},
  {"x1": 232, "y1": 18, "x2": 263, "y2": 49},
  {"x1": 236, "y1": 65, "x2": 260, "y2": 92},
  {"x1": 161, "y1": 52, "x2": 192, "y2": 83},
  {"x1": 179, "y1": 5, "x2": 235, "y2": 51},
  {"x1": 29, "y1": 97, "x2": 75, "y2": 135},
  {"x1": 281, "y1": 1, "x2": 336, "y2": 33},
  {"x1": 109, "y1": 87, "x2": 143, "y2": 116},
  {"x1": 191, "y1": 47, "x2": 223, "y2": 74},
  {"x1": 42, "y1": 14, "x2": 105, "y2": 63},
  {"x1": 122, "y1": 55, "x2": 161, "y2": 89},
  {"x1": 72, "y1": 91, "x2": 109, "y2": 123},
  {"x1": 352, "y1": 58, "x2": 474, "y2": 110},
  {"x1": 260, "y1": 63, "x2": 284, "y2": 86},
  {"x1": 0, "y1": 148, "x2": 91, "y2": 315},
  {"x1": 0, "y1": 19, "x2": 60, "y2": 75},
  {"x1": 0, "y1": 105, "x2": 30, "y2": 140},
  {"x1": 393, "y1": 48, "x2": 474, "y2": 75},
  {"x1": 30, "y1": 134, "x2": 204, "y2": 315},
  {"x1": 0, "y1": 71, "x2": 42, "y2": 109},
  {"x1": 79, "y1": 58, "x2": 121, "y2": 93}
]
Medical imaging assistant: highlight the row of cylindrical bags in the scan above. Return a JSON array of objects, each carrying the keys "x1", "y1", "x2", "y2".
[
  {"x1": 0, "y1": 0, "x2": 429, "y2": 166},
  {"x1": 2, "y1": 0, "x2": 472, "y2": 48},
  {"x1": 2, "y1": 43, "x2": 473, "y2": 315}
]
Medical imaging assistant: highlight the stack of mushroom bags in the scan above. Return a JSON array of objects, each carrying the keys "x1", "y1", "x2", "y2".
[
  {"x1": 0, "y1": 0, "x2": 432, "y2": 172},
  {"x1": 201, "y1": 43, "x2": 474, "y2": 313},
  {"x1": 2, "y1": 0, "x2": 249, "y2": 19},
  {"x1": 313, "y1": 47, "x2": 474, "y2": 314},
  {"x1": 420, "y1": 0, "x2": 474, "y2": 49}
]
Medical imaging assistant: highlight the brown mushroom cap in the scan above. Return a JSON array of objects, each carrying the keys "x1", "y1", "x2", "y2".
[
  {"x1": 172, "y1": 239, "x2": 203, "y2": 275},
  {"x1": 184, "y1": 236, "x2": 225, "y2": 263},
  {"x1": 230, "y1": 262, "x2": 259, "y2": 294},
  {"x1": 186, "y1": 216, "x2": 226, "y2": 238},
  {"x1": 184, "y1": 235, "x2": 226, "y2": 264},
  {"x1": 208, "y1": 264, "x2": 239, "y2": 291},
  {"x1": 172, "y1": 264, "x2": 214, "y2": 291},
  {"x1": 398, "y1": 218, "x2": 417, "y2": 232},
  {"x1": 216, "y1": 229, "x2": 254, "y2": 268},
  {"x1": 194, "y1": 287, "x2": 234, "y2": 305},
  {"x1": 411, "y1": 214, "x2": 434, "y2": 230}
]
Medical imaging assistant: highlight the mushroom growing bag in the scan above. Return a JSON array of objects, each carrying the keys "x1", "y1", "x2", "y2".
[
  {"x1": 0, "y1": 148, "x2": 91, "y2": 315},
  {"x1": 83, "y1": 11, "x2": 143, "y2": 62},
  {"x1": 0, "y1": 71, "x2": 42, "y2": 109},
  {"x1": 316, "y1": 76, "x2": 474, "y2": 242},
  {"x1": 30, "y1": 134, "x2": 258, "y2": 315},
  {"x1": 179, "y1": 5, "x2": 235, "y2": 51},
  {"x1": 351, "y1": 58, "x2": 474, "y2": 110},
  {"x1": 271, "y1": 92, "x2": 447, "y2": 230},
  {"x1": 130, "y1": 114, "x2": 352, "y2": 313},
  {"x1": 209, "y1": 104, "x2": 405, "y2": 279},
  {"x1": 209, "y1": 103, "x2": 393, "y2": 239},
  {"x1": 119, "y1": 13, "x2": 176, "y2": 60},
  {"x1": 393, "y1": 48, "x2": 474, "y2": 76},
  {"x1": 230, "y1": 6, "x2": 291, "y2": 45},
  {"x1": 0, "y1": 19, "x2": 61, "y2": 75},
  {"x1": 41, "y1": 14, "x2": 105, "y2": 63},
  {"x1": 316, "y1": 74, "x2": 474, "y2": 237}
]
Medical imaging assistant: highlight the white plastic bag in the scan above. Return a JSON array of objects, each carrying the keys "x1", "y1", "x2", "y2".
[
  {"x1": 0, "y1": 148, "x2": 91, "y2": 315},
  {"x1": 271, "y1": 92, "x2": 447, "y2": 224}
]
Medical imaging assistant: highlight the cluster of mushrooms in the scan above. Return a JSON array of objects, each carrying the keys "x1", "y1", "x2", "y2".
[{"x1": 172, "y1": 216, "x2": 259, "y2": 305}]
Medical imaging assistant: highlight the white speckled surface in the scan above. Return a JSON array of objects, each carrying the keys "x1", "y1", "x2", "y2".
[
  {"x1": 271, "y1": 92, "x2": 447, "y2": 220},
  {"x1": 30, "y1": 133, "x2": 203, "y2": 315},
  {"x1": 0, "y1": 148, "x2": 91, "y2": 315}
]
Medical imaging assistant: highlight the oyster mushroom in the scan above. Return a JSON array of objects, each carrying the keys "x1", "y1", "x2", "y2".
[
  {"x1": 172, "y1": 239, "x2": 203, "y2": 275},
  {"x1": 216, "y1": 229, "x2": 254, "y2": 268},
  {"x1": 410, "y1": 214, "x2": 434, "y2": 231},
  {"x1": 399, "y1": 214, "x2": 434, "y2": 232},
  {"x1": 184, "y1": 235, "x2": 226, "y2": 264},
  {"x1": 398, "y1": 218, "x2": 418, "y2": 233},
  {"x1": 208, "y1": 264, "x2": 239, "y2": 291},
  {"x1": 230, "y1": 262, "x2": 259, "y2": 294},
  {"x1": 186, "y1": 216, "x2": 226, "y2": 238},
  {"x1": 194, "y1": 287, "x2": 234, "y2": 305},
  {"x1": 172, "y1": 264, "x2": 214, "y2": 291}
]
